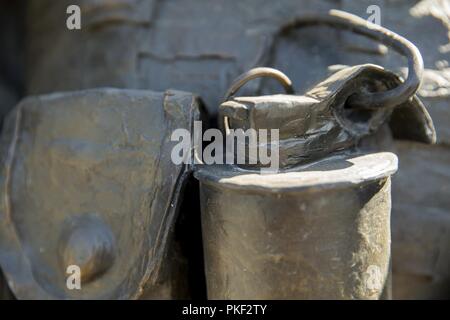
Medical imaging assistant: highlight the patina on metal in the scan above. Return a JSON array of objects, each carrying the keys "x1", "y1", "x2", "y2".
[
  {"x1": 197, "y1": 67, "x2": 401, "y2": 298},
  {"x1": 0, "y1": 88, "x2": 204, "y2": 299},
  {"x1": 0, "y1": 6, "x2": 441, "y2": 300},
  {"x1": 196, "y1": 153, "x2": 397, "y2": 299},
  {"x1": 220, "y1": 64, "x2": 434, "y2": 168},
  {"x1": 196, "y1": 10, "x2": 436, "y2": 300}
]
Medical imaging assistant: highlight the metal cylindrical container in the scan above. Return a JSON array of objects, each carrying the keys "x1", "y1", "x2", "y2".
[{"x1": 195, "y1": 152, "x2": 397, "y2": 299}]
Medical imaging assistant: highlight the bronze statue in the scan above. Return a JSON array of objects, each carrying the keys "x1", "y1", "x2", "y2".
[
  {"x1": 0, "y1": 2, "x2": 448, "y2": 299},
  {"x1": 196, "y1": 11, "x2": 434, "y2": 299},
  {"x1": 0, "y1": 89, "x2": 204, "y2": 299}
]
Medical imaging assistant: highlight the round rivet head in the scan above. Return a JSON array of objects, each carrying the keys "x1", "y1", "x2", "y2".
[{"x1": 59, "y1": 214, "x2": 115, "y2": 283}]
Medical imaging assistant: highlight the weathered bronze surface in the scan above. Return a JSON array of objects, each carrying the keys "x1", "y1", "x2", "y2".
[
  {"x1": 195, "y1": 65, "x2": 430, "y2": 299},
  {"x1": 0, "y1": 88, "x2": 203, "y2": 299},
  {"x1": 0, "y1": 1, "x2": 447, "y2": 299},
  {"x1": 194, "y1": 11, "x2": 436, "y2": 297},
  {"x1": 196, "y1": 153, "x2": 396, "y2": 299},
  {"x1": 221, "y1": 64, "x2": 435, "y2": 168}
]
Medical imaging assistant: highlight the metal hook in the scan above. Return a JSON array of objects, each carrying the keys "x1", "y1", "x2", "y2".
[
  {"x1": 222, "y1": 67, "x2": 294, "y2": 134},
  {"x1": 268, "y1": 9, "x2": 423, "y2": 110}
]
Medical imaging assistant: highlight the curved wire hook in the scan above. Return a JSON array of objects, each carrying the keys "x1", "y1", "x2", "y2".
[
  {"x1": 224, "y1": 67, "x2": 295, "y2": 101},
  {"x1": 265, "y1": 9, "x2": 423, "y2": 110}
]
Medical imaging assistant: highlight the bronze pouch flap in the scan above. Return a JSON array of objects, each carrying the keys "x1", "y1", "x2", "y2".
[{"x1": 0, "y1": 88, "x2": 203, "y2": 299}]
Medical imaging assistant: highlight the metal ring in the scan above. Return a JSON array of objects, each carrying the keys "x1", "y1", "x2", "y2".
[
  {"x1": 270, "y1": 9, "x2": 423, "y2": 110},
  {"x1": 222, "y1": 67, "x2": 294, "y2": 133}
]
